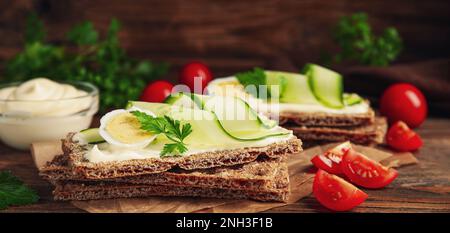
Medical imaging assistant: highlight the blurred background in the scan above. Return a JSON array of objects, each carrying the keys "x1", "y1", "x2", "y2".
[{"x1": 0, "y1": 0, "x2": 449, "y2": 114}]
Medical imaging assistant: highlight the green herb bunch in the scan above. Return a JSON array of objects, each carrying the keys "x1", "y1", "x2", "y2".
[
  {"x1": 332, "y1": 12, "x2": 403, "y2": 66},
  {"x1": 2, "y1": 13, "x2": 169, "y2": 112}
]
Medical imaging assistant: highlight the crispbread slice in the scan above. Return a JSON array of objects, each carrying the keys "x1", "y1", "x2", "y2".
[
  {"x1": 40, "y1": 153, "x2": 288, "y2": 192},
  {"x1": 278, "y1": 107, "x2": 375, "y2": 127},
  {"x1": 53, "y1": 184, "x2": 289, "y2": 202},
  {"x1": 52, "y1": 162, "x2": 290, "y2": 202},
  {"x1": 288, "y1": 117, "x2": 387, "y2": 146},
  {"x1": 63, "y1": 133, "x2": 301, "y2": 179}
]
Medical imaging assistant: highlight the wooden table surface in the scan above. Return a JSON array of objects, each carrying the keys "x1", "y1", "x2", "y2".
[{"x1": 1, "y1": 118, "x2": 449, "y2": 213}]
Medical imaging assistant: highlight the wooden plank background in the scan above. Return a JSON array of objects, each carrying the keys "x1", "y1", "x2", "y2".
[{"x1": 0, "y1": 0, "x2": 449, "y2": 78}]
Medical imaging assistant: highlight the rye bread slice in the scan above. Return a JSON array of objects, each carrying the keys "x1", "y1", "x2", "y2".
[
  {"x1": 52, "y1": 163, "x2": 290, "y2": 202},
  {"x1": 53, "y1": 184, "x2": 289, "y2": 202},
  {"x1": 289, "y1": 117, "x2": 387, "y2": 146},
  {"x1": 278, "y1": 107, "x2": 375, "y2": 127},
  {"x1": 63, "y1": 133, "x2": 301, "y2": 179},
  {"x1": 40, "y1": 153, "x2": 288, "y2": 192}
]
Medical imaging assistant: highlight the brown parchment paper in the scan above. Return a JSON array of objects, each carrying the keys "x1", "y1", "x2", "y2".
[{"x1": 31, "y1": 142, "x2": 418, "y2": 213}]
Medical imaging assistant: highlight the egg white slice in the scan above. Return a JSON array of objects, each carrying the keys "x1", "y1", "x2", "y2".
[{"x1": 99, "y1": 107, "x2": 157, "y2": 149}]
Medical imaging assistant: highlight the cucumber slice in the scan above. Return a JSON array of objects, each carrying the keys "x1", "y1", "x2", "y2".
[
  {"x1": 266, "y1": 71, "x2": 320, "y2": 104},
  {"x1": 303, "y1": 64, "x2": 344, "y2": 109},
  {"x1": 344, "y1": 93, "x2": 363, "y2": 106},
  {"x1": 198, "y1": 94, "x2": 277, "y2": 129},
  {"x1": 202, "y1": 96, "x2": 287, "y2": 140},
  {"x1": 164, "y1": 93, "x2": 277, "y2": 129},
  {"x1": 190, "y1": 93, "x2": 209, "y2": 109},
  {"x1": 164, "y1": 92, "x2": 209, "y2": 110},
  {"x1": 78, "y1": 128, "x2": 105, "y2": 144},
  {"x1": 163, "y1": 92, "x2": 200, "y2": 109},
  {"x1": 167, "y1": 107, "x2": 239, "y2": 145},
  {"x1": 128, "y1": 101, "x2": 237, "y2": 145},
  {"x1": 127, "y1": 99, "x2": 287, "y2": 141},
  {"x1": 163, "y1": 93, "x2": 182, "y2": 105},
  {"x1": 126, "y1": 101, "x2": 173, "y2": 115},
  {"x1": 264, "y1": 71, "x2": 287, "y2": 99}
]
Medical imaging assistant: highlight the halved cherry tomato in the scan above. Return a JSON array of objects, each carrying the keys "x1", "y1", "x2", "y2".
[
  {"x1": 341, "y1": 149, "x2": 398, "y2": 189},
  {"x1": 386, "y1": 121, "x2": 423, "y2": 152},
  {"x1": 179, "y1": 61, "x2": 213, "y2": 93},
  {"x1": 313, "y1": 169, "x2": 368, "y2": 211},
  {"x1": 140, "y1": 80, "x2": 174, "y2": 103},
  {"x1": 311, "y1": 141, "x2": 352, "y2": 174}
]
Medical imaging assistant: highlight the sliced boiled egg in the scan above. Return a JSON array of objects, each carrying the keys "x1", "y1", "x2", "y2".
[{"x1": 99, "y1": 107, "x2": 156, "y2": 148}]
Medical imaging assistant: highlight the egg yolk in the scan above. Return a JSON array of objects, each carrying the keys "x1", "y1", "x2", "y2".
[{"x1": 105, "y1": 112, "x2": 152, "y2": 144}]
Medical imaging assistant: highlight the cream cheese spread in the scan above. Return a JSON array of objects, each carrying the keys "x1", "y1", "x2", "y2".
[
  {"x1": 0, "y1": 78, "x2": 92, "y2": 116},
  {"x1": 84, "y1": 130, "x2": 295, "y2": 163},
  {"x1": 206, "y1": 76, "x2": 370, "y2": 115},
  {"x1": 0, "y1": 78, "x2": 98, "y2": 150}
]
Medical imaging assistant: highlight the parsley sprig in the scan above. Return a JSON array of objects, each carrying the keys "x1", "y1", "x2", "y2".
[
  {"x1": 331, "y1": 12, "x2": 403, "y2": 66},
  {"x1": 0, "y1": 171, "x2": 39, "y2": 210},
  {"x1": 235, "y1": 67, "x2": 267, "y2": 92},
  {"x1": 131, "y1": 111, "x2": 192, "y2": 157}
]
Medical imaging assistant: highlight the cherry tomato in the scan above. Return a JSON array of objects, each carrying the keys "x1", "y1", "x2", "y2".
[
  {"x1": 139, "y1": 80, "x2": 174, "y2": 103},
  {"x1": 311, "y1": 141, "x2": 352, "y2": 174},
  {"x1": 341, "y1": 149, "x2": 398, "y2": 189},
  {"x1": 179, "y1": 61, "x2": 213, "y2": 93},
  {"x1": 386, "y1": 121, "x2": 423, "y2": 152},
  {"x1": 313, "y1": 169, "x2": 368, "y2": 211},
  {"x1": 380, "y1": 83, "x2": 427, "y2": 128}
]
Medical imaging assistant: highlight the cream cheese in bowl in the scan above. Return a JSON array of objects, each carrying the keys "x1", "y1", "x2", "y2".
[{"x1": 0, "y1": 78, "x2": 99, "y2": 150}]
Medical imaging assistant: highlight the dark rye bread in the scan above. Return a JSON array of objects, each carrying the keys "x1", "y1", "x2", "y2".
[
  {"x1": 63, "y1": 133, "x2": 302, "y2": 179},
  {"x1": 52, "y1": 163, "x2": 290, "y2": 202},
  {"x1": 289, "y1": 117, "x2": 387, "y2": 146},
  {"x1": 53, "y1": 183, "x2": 289, "y2": 202},
  {"x1": 40, "y1": 153, "x2": 288, "y2": 192},
  {"x1": 278, "y1": 108, "x2": 375, "y2": 127}
]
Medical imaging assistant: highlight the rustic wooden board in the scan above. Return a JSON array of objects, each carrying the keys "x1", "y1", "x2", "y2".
[{"x1": 1, "y1": 118, "x2": 449, "y2": 213}]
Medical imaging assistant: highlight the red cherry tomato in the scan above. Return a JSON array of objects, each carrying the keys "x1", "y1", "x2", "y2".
[
  {"x1": 380, "y1": 83, "x2": 427, "y2": 128},
  {"x1": 139, "y1": 80, "x2": 174, "y2": 103},
  {"x1": 179, "y1": 61, "x2": 213, "y2": 93},
  {"x1": 311, "y1": 141, "x2": 352, "y2": 174},
  {"x1": 341, "y1": 149, "x2": 398, "y2": 189},
  {"x1": 313, "y1": 169, "x2": 368, "y2": 211},
  {"x1": 386, "y1": 121, "x2": 423, "y2": 152}
]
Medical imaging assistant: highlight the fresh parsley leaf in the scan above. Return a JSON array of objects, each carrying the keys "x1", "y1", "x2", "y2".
[
  {"x1": 332, "y1": 12, "x2": 402, "y2": 66},
  {"x1": 163, "y1": 115, "x2": 192, "y2": 143},
  {"x1": 0, "y1": 171, "x2": 39, "y2": 210},
  {"x1": 131, "y1": 111, "x2": 192, "y2": 157},
  {"x1": 235, "y1": 67, "x2": 268, "y2": 98},
  {"x1": 161, "y1": 143, "x2": 186, "y2": 157},
  {"x1": 132, "y1": 110, "x2": 166, "y2": 134},
  {"x1": 67, "y1": 21, "x2": 98, "y2": 45},
  {"x1": 181, "y1": 123, "x2": 193, "y2": 140}
]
